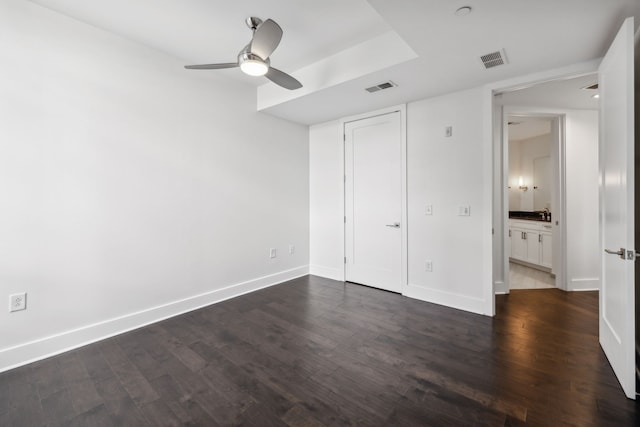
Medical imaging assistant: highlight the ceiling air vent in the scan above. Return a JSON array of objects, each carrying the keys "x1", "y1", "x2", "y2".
[
  {"x1": 480, "y1": 50, "x2": 507, "y2": 69},
  {"x1": 365, "y1": 81, "x2": 397, "y2": 93}
]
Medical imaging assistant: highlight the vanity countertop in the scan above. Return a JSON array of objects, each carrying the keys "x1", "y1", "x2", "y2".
[
  {"x1": 509, "y1": 211, "x2": 552, "y2": 222},
  {"x1": 509, "y1": 216, "x2": 550, "y2": 222}
]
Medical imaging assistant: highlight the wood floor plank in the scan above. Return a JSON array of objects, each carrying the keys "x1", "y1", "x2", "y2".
[
  {"x1": 145, "y1": 325, "x2": 208, "y2": 373},
  {"x1": 31, "y1": 358, "x2": 66, "y2": 400},
  {"x1": 0, "y1": 366, "x2": 37, "y2": 415},
  {"x1": 148, "y1": 374, "x2": 218, "y2": 426},
  {"x1": 66, "y1": 378, "x2": 104, "y2": 416},
  {"x1": 138, "y1": 400, "x2": 183, "y2": 427},
  {"x1": 100, "y1": 340, "x2": 160, "y2": 406},
  {"x1": 0, "y1": 391, "x2": 45, "y2": 426},
  {"x1": 40, "y1": 389, "x2": 75, "y2": 425},
  {"x1": 403, "y1": 375, "x2": 508, "y2": 426},
  {"x1": 3, "y1": 275, "x2": 639, "y2": 426},
  {"x1": 189, "y1": 340, "x2": 295, "y2": 417},
  {"x1": 281, "y1": 405, "x2": 327, "y2": 427},
  {"x1": 94, "y1": 376, "x2": 150, "y2": 426},
  {"x1": 77, "y1": 346, "x2": 116, "y2": 383},
  {"x1": 59, "y1": 404, "x2": 113, "y2": 427}
]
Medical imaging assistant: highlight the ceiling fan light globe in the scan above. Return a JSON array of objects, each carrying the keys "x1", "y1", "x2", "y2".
[{"x1": 240, "y1": 59, "x2": 268, "y2": 76}]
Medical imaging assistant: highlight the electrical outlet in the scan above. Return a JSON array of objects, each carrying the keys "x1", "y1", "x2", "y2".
[
  {"x1": 289, "y1": 244, "x2": 295, "y2": 255},
  {"x1": 270, "y1": 248, "x2": 277, "y2": 259},
  {"x1": 425, "y1": 205, "x2": 433, "y2": 215},
  {"x1": 425, "y1": 260, "x2": 433, "y2": 272},
  {"x1": 9, "y1": 292, "x2": 27, "y2": 312}
]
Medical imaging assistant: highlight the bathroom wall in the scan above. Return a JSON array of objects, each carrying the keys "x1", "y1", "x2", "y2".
[{"x1": 508, "y1": 133, "x2": 552, "y2": 211}]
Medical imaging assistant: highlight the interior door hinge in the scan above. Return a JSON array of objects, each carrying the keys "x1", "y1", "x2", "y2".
[
  {"x1": 344, "y1": 257, "x2": 347, "y2": 264},
  {"x1": 344, "y1": 216, "x2": 346, "y2": 223},
  {"x1": 343, "y1": 134, "x2": 346, "y2": 142}
]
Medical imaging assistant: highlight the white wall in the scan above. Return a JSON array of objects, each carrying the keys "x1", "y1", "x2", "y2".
[
  {"x1": 508, "y1": 139, "x2": 522, "y2": 210},
  {"x1": 565, "y1": 110, "x2": 599, "y2": 291},
  {"x1": 309, "y1": 88, "x2": 492, "y2": 315},
  {"x1": 406, "y1": 88, "x2": 490, "y2": 314},
  {"x1": 508, "y1": 133, "x2": 552, "y2": 211},
  {"x1": 309, "y1": 121, "x2": 343, "y2": 280},
  {"x1": 0, "y1": 0, "x2": 309, "y2": 371}
]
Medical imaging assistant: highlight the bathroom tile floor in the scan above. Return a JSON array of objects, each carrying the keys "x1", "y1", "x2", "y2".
[{"x1": 509, "y1": 261, "x2": 555, "y2": 289}]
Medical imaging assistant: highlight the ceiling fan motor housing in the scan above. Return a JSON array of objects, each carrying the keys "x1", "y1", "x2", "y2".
[{"x1": 245, "y1": 17, "x2": 263, "y2": 30}]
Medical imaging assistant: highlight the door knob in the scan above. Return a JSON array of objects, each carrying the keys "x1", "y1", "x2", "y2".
[
  {"x1": 385, "y1": 222, "x2": 401, "y2": 228},
  {"x1": 604, "y1": 248, "x2": 625, "y2": 259}
]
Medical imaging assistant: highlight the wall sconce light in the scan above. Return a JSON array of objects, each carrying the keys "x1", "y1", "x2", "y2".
[{"x1": 518, "y1": 176, "x2": 528, "y2": 191}]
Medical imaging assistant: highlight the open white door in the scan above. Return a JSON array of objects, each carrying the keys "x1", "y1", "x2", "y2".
[{"x1": 599, "y1": 17, "x2": 637, "y2": 399}]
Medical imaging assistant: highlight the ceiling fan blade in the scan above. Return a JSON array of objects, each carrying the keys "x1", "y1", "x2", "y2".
[
  {"x1": 184, "y1": 63, "x2": 238, "y2": 70},
  {"x1": 250, "y1": 19, "x2": 282, "y2": 59},
  {"x1": 265, "y1": 67, "x2": 302, "y2": 90}
]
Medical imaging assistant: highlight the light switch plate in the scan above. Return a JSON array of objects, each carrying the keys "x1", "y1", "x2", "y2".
[
  {"x1": 445, "y1": 126, "x2": 453, "y2": 137},
  {"x1": 458, "y1": 205, "x2": 471, "y2": 216}
]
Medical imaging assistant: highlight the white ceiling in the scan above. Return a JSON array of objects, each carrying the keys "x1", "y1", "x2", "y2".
[
  {"x1": 498, "y1": 73, "x2": 599, "y2": 140},
  {"x1": 507, "y1": 116, "x2": 552, "y2": 141},
  {"x1": 28, "y1": 0, "x2": 640, "y2": 125},
  {"x1": 28, "y1": 0, "x2": 389, "y2": 84},
  {"x1": 497, "y1": 74, "x2": 600, "y2": 111}
]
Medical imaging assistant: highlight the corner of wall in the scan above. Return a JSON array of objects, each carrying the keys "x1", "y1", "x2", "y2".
[
  {"x1": 404, "y1": 284, "x2": 488, "y2": 315},
  {"x1": 494, "y1": 281, "x2": 507, "y2": 294},
  {"x1": 309, "y1": 265, "x2": 343, "y2": 281},
  {"x1": 0, "y1": 266, "x2": 309, "y2": 373},
  {"x1": 567, "y1": 277, "x2": 599, "y2": 292}
]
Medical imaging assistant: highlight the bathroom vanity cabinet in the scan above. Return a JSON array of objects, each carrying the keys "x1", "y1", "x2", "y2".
[{"x1": 509, "y1": 219, "x2": 552, "y2": 268}]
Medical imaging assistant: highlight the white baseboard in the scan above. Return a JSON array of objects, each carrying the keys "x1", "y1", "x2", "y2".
[
  {"x1": 404, "y1": 283, "x2": 488, "y2": 316},
  {"x1": 309, "y1": 264, "x2": 343, "y2": 281},
  {"x1": 568, "y1": 277, "x2": 599, "y2": 291},
  {"x1": 0, "y1": 265, "x2": 309, "y2": 373}
]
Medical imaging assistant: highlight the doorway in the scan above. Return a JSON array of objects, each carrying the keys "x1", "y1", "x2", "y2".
[
  {"x1": 505, "y1": 114, "x2": 561, "y2": 291},
  {"x1": 493, "y1": 73, "x2": 600, "y2": 296},
  {"x1": 489, "y1": 17, "x2": 637, "y2": 399}
]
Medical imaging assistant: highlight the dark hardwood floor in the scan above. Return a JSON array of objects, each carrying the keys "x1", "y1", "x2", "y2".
[{"x1": 1, "y1": 275, "x2": 638, "y2": 426}]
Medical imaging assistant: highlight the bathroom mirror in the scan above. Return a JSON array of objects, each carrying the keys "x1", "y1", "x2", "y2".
[{"x1": 533, "y1": 156, "x2": 551, "y2": 211}]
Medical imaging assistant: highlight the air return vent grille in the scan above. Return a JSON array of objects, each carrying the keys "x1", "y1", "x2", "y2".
[
  {"x1": 480, "y1": 50, "x2": 507, "y2": 69},
  {"x1": 365, "y1": 81, "x2": 397, "y2": 93}
]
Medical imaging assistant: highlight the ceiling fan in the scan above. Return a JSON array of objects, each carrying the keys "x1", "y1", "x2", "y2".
[{"x1": 185, "y1": 17, "x2": 302, "y2": 90}]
